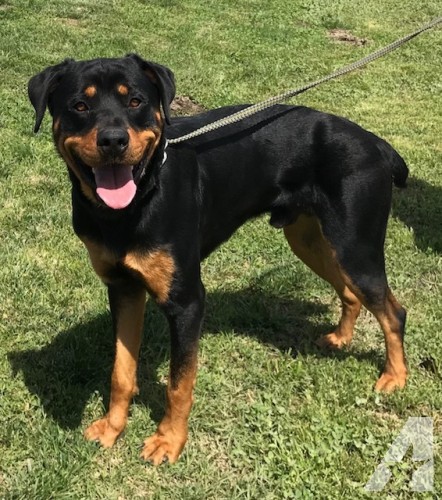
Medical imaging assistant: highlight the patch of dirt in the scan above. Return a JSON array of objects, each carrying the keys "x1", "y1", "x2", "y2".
[
  {"x1": 171, "y1": 95, "x2": 205, "y2": 116},
  {"x1": 55, "y1": 17, "x2": 83, "y2": 27},
  {"x1": 327, "y1": 29, "x2": 368, "y2": 46},
  {"x1": 372, "y1": 411, "x2": 401, "y2": 422}
]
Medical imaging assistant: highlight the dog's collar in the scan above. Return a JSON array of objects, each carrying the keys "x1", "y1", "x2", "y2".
[
  {"x1": 134, "y1": 137, "x2": 168, "y2": 198},
  {"x1": 138, "y1": 137, "x2": 167, "y2": 183}
]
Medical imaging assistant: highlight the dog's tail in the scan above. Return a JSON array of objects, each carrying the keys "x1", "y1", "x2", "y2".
[
  {"x1": 378, "y1": 140, "x2": 409, "y2": 188},
  {"x1": 391, "y1": 152, "x2": 409, "y2": 188}
]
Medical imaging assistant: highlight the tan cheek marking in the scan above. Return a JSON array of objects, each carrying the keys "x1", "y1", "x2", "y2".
[
  {"x1": 123, "y1": 249, "x2": 175, "y2": 303},
  {"x1": 53, "y1": 118, "x2": 61, "y2": 136},
  {"x1": 56, "y1": 133, "x2": 96, "y2": 203},
  {"x1": 154, "y1": 111, "x2": 163, "y2": 128},
  {"x1": 84, "y1": 86, "x2": 97, "y2": 98},
  {"x1": 63, "y1": 128, "x2": 101, "y2": 167},
  {"x1": 126, "y1": 127, "x2": 161, "y2": 164},
  {"x1": 117, "y1": 84, "x2": 129, "y2": 95}
]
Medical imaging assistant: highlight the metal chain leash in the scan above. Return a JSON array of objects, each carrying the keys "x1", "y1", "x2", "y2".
[{"x1": 168, "y1": 16, "x2": 441, "y2": 145}]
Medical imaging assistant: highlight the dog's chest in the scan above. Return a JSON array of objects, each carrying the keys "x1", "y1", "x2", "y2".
[{"x1": 79, "y1": 236, "x2": 175, "y2": 304}]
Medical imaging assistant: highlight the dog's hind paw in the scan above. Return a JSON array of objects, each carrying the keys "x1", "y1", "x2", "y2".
[{"x1": 316, "y1": 332, "x2": 351, "y2": 350}]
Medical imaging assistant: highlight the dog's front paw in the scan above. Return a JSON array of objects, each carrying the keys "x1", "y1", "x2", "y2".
[
  {"x1": 84, "y1": 416, "x2": 123, "y2": 448},
  {"x1": 140, "y1": 427, "x2": 187, "y2": 465},
  {"x1": 375, "y1": 371, "x2": 407, "y2": 393}
]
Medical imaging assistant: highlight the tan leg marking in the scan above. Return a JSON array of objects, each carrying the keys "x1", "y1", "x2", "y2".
[
  {"x1": 84, "y1": 287, "x2": 146, "y2": 447},
  {"x1": 373, "y1": 290, "x2": 407, "y2": 392},
  {"x1": 284, "y1": 215, "x2": 361, "y2": 348},
  {"x1": 140, "y1": 353, "x2": 197, "y2": 465},
  {"x1": 284, "y1": 215, "x2": 407, "y2": 392}
]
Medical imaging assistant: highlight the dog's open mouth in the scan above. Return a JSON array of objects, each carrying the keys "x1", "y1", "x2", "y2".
[
  {"x1": 76, "y1": 156, "x2": 147, "y2": 210},
  {"x1": 93, "y1": 165, "x2": 136, "y2": 210}
]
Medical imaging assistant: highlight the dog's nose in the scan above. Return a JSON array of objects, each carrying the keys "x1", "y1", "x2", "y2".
[{"x1": 97, "y1": 127, "x2": 129, "y2": 156}]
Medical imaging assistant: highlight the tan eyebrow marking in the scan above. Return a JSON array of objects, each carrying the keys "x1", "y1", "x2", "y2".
[
  {"x1": 117, "y1": 84, "x2": 129, "y2": 95},
  {"x1": 84, "y1": 86, "x2": 97, "y2": 98}
]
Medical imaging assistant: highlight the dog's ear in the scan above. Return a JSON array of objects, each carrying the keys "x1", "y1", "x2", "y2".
[
  {"x1": 127, "y1": 54, "x2": 176, "y2": 124},
  {"x1": 28, "y1": 59, "x2": 74, "y2": 133}
]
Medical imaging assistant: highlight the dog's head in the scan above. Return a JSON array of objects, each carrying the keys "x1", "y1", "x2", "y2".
[{"x1": 28, "y1": 54, "x2": 175, "y2": 209}]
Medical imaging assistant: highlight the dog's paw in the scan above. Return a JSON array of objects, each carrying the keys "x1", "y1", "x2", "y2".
[
  {"x1": 140, "y1": 428, "x2": 187, "y2": 466},
  {"x1": 375, "y1": 371, "x2": 407, "y2": 393},
  {"x1": 316, "y1": 332, "x2": 350, "y2": 350},
  {"x1": 84, "y1": 417, "x2": 122, "y2": 448}
]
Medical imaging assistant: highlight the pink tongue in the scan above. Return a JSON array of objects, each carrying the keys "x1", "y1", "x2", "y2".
[{"x1": 94, "y1": 165, "x2": 136, "y2": 209}]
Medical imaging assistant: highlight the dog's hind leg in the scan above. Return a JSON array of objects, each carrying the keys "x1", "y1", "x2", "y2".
[
  {"x1": 367, "y1": 288, "x2": 407, "y2": 392},
  {"x1": 284, "y1": 213, "x2": 407, "y2": 392},
  {"x1": 283, "y1": 214, "x2": 361, "y2": 349}
]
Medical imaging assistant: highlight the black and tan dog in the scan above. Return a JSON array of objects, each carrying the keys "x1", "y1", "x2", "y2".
[{"x1": 28, "y1": 54, "x2": 408, "y2": 465}]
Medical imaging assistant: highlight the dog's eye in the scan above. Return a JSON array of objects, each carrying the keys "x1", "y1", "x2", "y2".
[
  {"x1": 74, "y1": 102, "x2": 89, "y2": 112},
  {"x1": 129, "y1": 98, "x2": 142, "y2": 109}
]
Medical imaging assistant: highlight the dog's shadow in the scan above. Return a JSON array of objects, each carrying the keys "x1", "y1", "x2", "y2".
[
  {"x1": 393, "y1": 177, "x2": 442, "y2": 253},
  {"x1": 9, "y1": 269, "x2": 383, "y2": 431}
]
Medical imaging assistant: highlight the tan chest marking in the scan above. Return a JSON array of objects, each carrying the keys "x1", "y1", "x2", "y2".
[
  {"x1": 81, "y1": 238, "x2": 117, "y2": 282},
  {"x1": 81, "y1": 238, "x2": 175, "y2": 303},
  {"x1": 123, "y1": 250, "x2": 175, "y2": 303}
]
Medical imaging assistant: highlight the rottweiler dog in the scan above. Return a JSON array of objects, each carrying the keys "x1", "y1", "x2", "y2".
[{"x1": 28, "y1": 54, "x2": 408, "y2": 465}]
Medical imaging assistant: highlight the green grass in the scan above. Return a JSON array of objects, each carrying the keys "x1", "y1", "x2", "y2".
[{"x1": 0, "y1": 0, "x2": 441, "y2": 498}]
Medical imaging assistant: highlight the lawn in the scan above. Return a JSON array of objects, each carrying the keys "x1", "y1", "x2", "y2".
[{"x1": 0, "y1": 0, "x2": 441, "y2": 498}]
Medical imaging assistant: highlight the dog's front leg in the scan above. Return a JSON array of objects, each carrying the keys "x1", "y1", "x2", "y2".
[
  {"x1": 85, "y1": 282, "x2": 146, "y2": 447},
  {"x1": 141, "y1": 282, "x2": 205, "y2": 465}
]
